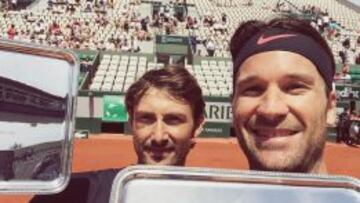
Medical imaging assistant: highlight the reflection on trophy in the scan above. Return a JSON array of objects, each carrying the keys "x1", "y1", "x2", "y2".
[{"x1": 0, "y1": 76, "x2": 66, "y2": 180}]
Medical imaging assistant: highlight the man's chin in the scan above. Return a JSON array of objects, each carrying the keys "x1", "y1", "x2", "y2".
[
  {"x1": 147, "y1": 159, "x2": 171, "y2": 165},
  {"x1": 249, "y1": 151, "x2": 301, "y2": 172},
  {"x1": 142, "y1": 154, "x2": 177, "y2": 166},
  {"x1": 254, "y1": 162, "x2": 296, "y2": 172}
]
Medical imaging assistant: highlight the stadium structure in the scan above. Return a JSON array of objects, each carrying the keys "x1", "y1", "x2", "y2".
[
  {"x1": 0, "y1": 76, "x2": 65, "y2": 180},
  {"x1": 0, "y1": 0, "x2": 359, "y2": 140}
]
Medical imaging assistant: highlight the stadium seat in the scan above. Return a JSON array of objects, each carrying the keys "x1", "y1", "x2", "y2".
[
  {"x1": 93, "y1": 75, "x2": 104, "y2": 83},
  {"x1": 101, "y1": 83, "x2": 112, "y2": 92},
  {"x1": 89, "y1": 82, "x2": 102, "y2": 91}
]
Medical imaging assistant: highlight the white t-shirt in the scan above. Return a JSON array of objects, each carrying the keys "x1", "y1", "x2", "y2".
[
  {"x1": 317, "y1": 18, "x2": 323, "y2": 26},
  {"x1": 106, "y1": 41, "x2": 115, "y2": 50},
  {"x1": 323, "y1": 15, "x2": 329, "y2": 24},
  {"x1": 34, "y1": 24, "x2": 42, "y2": 33},
  {"x1": 339, "y1": 73, "x2": 352, "y2": 80},
  {"x1": 345, "y1": 49, "x2": 356, "y2": 65},
  {"x1": 350, "y1": 123, "x2": 359, "y2": 138},
  {"x1": 206, "y1": 40, "x2": 215, "y2": 51}
]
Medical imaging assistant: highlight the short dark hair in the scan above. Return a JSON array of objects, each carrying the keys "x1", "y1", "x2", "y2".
[
  {"x1": 230, "y1": 17, "x2": 335, "y2": 94},
  {"x1": 125, "y1": 65, "x2": 205, "y2": 127}
]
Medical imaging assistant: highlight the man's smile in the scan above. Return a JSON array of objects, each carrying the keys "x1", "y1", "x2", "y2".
[
  {"x1": 144, "y1": 146, "x2": 175, "y2": 158},
  {"x1": 251, "y1": 128, "x2": 299, "y2": 138},
  {"x1": 247, "y1": 126, "x2": 303, "y2": 149}
]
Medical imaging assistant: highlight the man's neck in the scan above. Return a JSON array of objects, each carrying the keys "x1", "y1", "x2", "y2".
[{"x1": 310, "y1": 158, "x2": 328, "y2": 174}]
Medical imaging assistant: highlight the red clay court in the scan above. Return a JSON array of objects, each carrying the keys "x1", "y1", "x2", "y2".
[{"x1": 1, "y1": 134, "x2": 360, "y2": 203}]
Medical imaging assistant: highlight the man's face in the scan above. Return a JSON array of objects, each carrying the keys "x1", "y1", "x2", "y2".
[
  {"x1": 232, "y1": 51, "x2": 336, "y2": 173},
  {"x1": 131, "y1": 87, "x2": 202, "y2": 166}
]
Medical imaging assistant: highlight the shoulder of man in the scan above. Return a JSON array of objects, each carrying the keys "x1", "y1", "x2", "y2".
[{"x1": 30, "y1": 168, "x2": 121, "y2": 203}]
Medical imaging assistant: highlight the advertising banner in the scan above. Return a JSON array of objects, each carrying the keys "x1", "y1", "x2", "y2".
[{"x1": 103, "y1": 95, "x2": 128, "y2": 122}]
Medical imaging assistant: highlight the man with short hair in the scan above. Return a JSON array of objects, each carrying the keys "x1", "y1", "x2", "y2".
[
  {"x1": 125, "y1": 65, "x2": 205, "y2": 166},
  {"x1": 230, "y1": 17, "x2": 337, "y2": 174},
  {"x1": 31, "y1": 65, "x2": 205, "y2": 203}
]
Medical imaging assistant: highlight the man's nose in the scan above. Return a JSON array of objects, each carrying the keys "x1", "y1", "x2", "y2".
[
  {"x1": 256, "y1": 87, "x2": 289, "y2": 122},
  {"x1": 151, "y1": 121, "x2": 169, "y2": 147}
]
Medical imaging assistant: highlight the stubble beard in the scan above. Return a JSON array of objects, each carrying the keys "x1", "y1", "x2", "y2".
[{"x1": 236, "y1": 124, "x2": 327, "y2": 173}]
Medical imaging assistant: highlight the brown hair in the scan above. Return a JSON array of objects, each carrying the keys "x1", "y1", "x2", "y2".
[{"x1": 125, "y1": 65, "x2": 205, "y2": 127}]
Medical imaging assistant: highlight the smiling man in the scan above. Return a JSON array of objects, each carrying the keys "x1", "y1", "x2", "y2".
[
  {"x1": 230, "y1": 17, "x2": 336, "y2": 173},
  {"x1": 31, "y1": 66, "x2": 205, "y2": 203},
  {"x1": 125, "y1": 65, "x2": 205, "y2": 166}
]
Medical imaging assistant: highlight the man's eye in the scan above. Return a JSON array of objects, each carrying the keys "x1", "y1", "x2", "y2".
[
  {"x1": 164, "y1": 116, "x2": 185, "y2": 125},
  {"x1": 284, "y1": 82, "x2": 308, "y2": 94},
  {"x1": 239, "y1": 86, "x2": 264, "y2": 97},
  {"x1": 136, "y1": 115, "x2": 154, "y2": 124}
]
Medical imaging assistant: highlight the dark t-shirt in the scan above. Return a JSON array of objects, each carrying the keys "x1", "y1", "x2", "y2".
[
  {"x1": 30, "y1": 168, "x2": 120, "y2": 203},
  {"x1": 339, "y1": 112, "x2": 351, "y2": 128}
]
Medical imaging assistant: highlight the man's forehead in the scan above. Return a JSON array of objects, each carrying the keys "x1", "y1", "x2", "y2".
[
  {"x1": 135, "y1": 87, "x2": 191, "y2": 111},
  {"x1": 140, "y1": 87, "x2": 188, "y2": 104},
  {"x1": 134, "y1": 110, "x2": 188, "y2": 117}
]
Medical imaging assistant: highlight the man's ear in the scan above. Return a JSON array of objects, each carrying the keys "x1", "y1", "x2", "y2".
[
  {"x1": 326, "y1": 90, "x2": 337, "y2": 126},
  {"x1": 190, "y1": 116, "x2": 205, "y2": 148},
  {"x1": 127, "y1": 115, "x2": 134, "y2": 130},
  {"x1": 193, "y1": 116, "x2": 205, "y2": 138}
]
